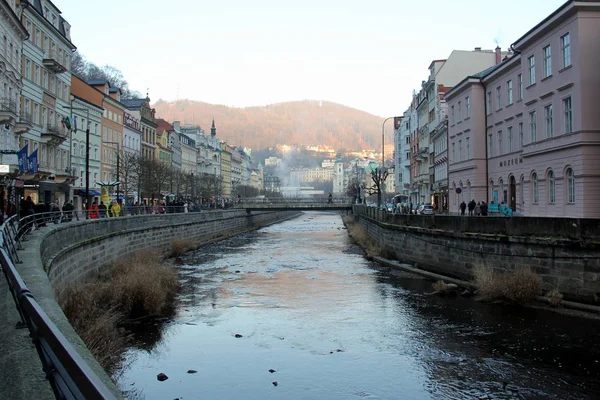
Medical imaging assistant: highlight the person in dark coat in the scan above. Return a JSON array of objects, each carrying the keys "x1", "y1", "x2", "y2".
[{"x1": 460, "y1": 201, "x2": 467, "y2": 216}]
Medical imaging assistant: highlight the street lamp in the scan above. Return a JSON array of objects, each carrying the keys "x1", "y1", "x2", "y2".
[
  {"x1": 103, "y1": 141, "x2": 121, "y2": 204},
  {"x1": 62, "y1": 104, "x2": 90, "y2": 218}
]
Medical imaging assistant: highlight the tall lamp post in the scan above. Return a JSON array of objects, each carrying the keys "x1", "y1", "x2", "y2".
[
  {"x1": 103, "y1": 141, "x2": 121, "y2": 204},
  {"x1": 62, "y1": 104, "x2": 90, "y2": 219}
]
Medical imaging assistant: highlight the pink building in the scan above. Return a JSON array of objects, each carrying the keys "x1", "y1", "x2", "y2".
[{"x1": 447, "y1": 0, "x2": 600, "y2": 217}]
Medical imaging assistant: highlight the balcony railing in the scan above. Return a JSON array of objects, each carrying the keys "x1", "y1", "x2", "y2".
[
  {"x1": 42, "y1": 49, "x2": 67, "y2": 73},
  {"x1": 41, "y1": 124, "x2": 68, "y2": 144},
  {"x1": 0, "y1": 97, "x2": 18, "y2": 125},
  {"x1": 15, "y1": 111, "x2": 34, "y2": 134}
]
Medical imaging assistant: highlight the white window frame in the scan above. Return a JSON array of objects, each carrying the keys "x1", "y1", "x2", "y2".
[
  {"x1": 528, "y1": 55, "x2": 536, "y2": 85},
  {"x1": 567, "y1": 168, "x2": 575, "y2": 203},
  {"x1": 532, "y1": 172, "x2": 539, "y2": 204},
  {"x1": 508, "y1": 126, "x2": 513, "y2": 153},
  {"x1": 529, "y1": 111, "x2": 537, "y2": 142},
  {"x1": 507, "y1": 80, "x2": 513, "y2": 105},
  {"x1": 561, "y1": 33, "x2": 571, "y2": 68},
  {"x1": 545, "y1": 104, "x2": 553, "y2": 138},
  {"x1": 543, "y1": 45, "x2": 552, "y2": 77},
  {"x1": 548, "y1": 170, "x2": 556, "y2": 204},
  {"x1": 563, "y1": 97, "x2": 572, "y2": 134}
]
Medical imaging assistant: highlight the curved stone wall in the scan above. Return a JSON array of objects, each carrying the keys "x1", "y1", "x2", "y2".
[{"x1": 41, "y1": 210, "x2": 300, "y2": 296}]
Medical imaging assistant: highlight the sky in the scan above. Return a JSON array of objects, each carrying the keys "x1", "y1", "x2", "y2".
[{"x1": 53, "y1": 0, "x2": 566, "y2": 118}]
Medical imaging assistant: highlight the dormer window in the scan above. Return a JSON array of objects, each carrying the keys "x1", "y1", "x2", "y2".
[{"x1": 105, "y1": 86, "x2": 109, "y2": 95}]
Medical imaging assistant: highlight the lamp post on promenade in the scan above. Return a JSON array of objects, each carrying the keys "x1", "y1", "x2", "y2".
[
  {"x1": 62, "y1": 104, "x2": 90, "y2": 218},
  {"x1": 377, "y1": 116, "x2": 402, "y2": 208}
]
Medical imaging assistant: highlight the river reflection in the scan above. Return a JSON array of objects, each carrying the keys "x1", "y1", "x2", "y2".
[{"x1": 118, "y1": 212, "x2": 600, "y2": 400}]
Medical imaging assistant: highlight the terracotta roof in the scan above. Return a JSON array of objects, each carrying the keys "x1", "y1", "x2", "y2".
[{"x1": 155, "y1": 118, "x2": 174, "y2": 133}]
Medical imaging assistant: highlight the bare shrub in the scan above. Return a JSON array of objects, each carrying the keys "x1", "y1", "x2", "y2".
[
  {"x1": 109, "y1": 252, "x2": 179, "y2": 319},
  {"x1": 546, "y1": 289, "x2": 564, "y2": 307},
  {"x1": 473, "y1": 265, "x2": 503, "y2": 301},
  {"x1": 59, "y1": 251, "x2": 179, "y2": 373},
  {"x1": 171, "y1": 239, "x2": 197, "y2": 257},
  {"x1": 432, "y1": 280, "x2": 449, "y2": 293},
  {"x1": 473, "y1": 265, "x2": 541, "y2": 304},
  {"x1": 503, "y1": 268, "x2": 541, "y2": 304}
]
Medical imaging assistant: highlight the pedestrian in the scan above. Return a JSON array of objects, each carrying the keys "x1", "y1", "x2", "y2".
[
  {"x1": 111, "y1": 201, "x2": 121, "y2": 217},
  {"x1": 468, "y1": 199, "x2": 475, "y2": 216},
  {"x1": 98, "y1": 201, "x2": 107, "y2": 218},
  {"x1": 475, "y1": 201, "x2": 481, "y2": 216},
  {"x1": 328, "y1": 192, "x2": 333, "y2": 204},
  {"x1": 460, "y1": 201, "x2": 467, "y2": 216},
  {"x1": 89, "y1": 201, "x2": 100, "y2": 219}
]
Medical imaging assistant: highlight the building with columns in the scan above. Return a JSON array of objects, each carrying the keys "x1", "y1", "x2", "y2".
[{"x1": 447, "y1": 0, "x2": 600, "y2": 217}]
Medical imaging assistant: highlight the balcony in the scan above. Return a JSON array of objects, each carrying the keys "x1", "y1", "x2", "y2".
[
  {"x1": 415, "y1": 147, "x2": 429, "y2": 160},
  {"x1": 42, "y1": 49, "x2": 67, "y2": 73},
  {"x1": 15, "y1": 111, "x2": 34, "y2": 134},
  {"x1": 41, "y1": 123, "x2": 68, "y2": 145},
  {"x1": 0, "y1": 97, "x2": 18, "y2": 125}
]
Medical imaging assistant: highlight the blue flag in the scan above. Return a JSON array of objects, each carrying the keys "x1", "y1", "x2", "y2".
[
  {"x1": 27, "y1": 149, "x2": 38, "y2": 173},
  {"x1": 17, "y1": 144, "x2": 28, "y2": 171}
]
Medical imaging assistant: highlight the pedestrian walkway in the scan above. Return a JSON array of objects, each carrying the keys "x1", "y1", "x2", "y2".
[{"x1": 0, "y1": 226, "x2": 54, "y2": 400}]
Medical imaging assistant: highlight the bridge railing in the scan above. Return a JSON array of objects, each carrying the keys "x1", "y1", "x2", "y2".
[
  {"x1": 236, "y1": 197, "x2": 354, "y2": 205},
  {"x1": 0, "y1": 216, "x2": 116, "y2": 400}
]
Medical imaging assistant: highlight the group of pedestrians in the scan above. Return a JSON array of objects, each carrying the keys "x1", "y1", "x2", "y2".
[
  {"x1": 459, "y1": 199, "x2": 489, "y2": 216},
  {"x1": 88, "y1": 201, "x2": 121, "y2": 219}
]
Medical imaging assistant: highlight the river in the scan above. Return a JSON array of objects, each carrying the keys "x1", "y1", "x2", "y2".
[{"x1": 118, "y1": 212, "x2": 600, "y2": 400}]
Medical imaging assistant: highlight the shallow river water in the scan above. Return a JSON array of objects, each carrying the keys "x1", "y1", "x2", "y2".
[{"x1": 118, "y1": 212, "x2": 600, "y2": 400}]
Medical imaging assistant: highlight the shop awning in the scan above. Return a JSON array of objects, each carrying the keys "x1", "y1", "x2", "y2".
[{"x1": 74, "y1": 189, "x2": 101, "y2": 196}]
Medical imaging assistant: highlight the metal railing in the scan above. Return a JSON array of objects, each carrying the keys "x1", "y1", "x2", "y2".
[
  {"x1": 0, "y1": 215, "x2": 116, "y2": 400},
  {"x1": 237, "y1": 197, "x2": 354, "y2": 205},
  {"x1": 1, "y1": 97, "x2": 17, "y2": 113}
]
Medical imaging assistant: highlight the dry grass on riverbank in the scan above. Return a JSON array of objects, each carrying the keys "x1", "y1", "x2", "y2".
[
  {"x1": 342, "y1": 216, "x2": 395, "y2": 259},
  {"x1": 59, "y1": 251, "x2": 179, "y2": 372},
  {"x1": 473, "y1": 265, "x2": 541, "y2": 304},
  {"x1": 171, "y1": 239, "x2": 198, "y2": 257}
]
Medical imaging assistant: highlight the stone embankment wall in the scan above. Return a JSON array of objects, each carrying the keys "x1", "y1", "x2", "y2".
[
  {"x1": 42, "y1": 210, "x2": 300, "y2": 296},
  {"x1": 354, "y1": 206, "x2": 600, "y2": 303}
]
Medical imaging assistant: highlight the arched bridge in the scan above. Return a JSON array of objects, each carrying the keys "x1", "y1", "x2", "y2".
[{"x1": 235, "y1": 197, "x2": 354, "y2": 211}]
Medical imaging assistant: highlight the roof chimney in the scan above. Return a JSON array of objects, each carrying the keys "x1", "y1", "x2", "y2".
[
  {"x1": 495, "y1": 46, "x2": 502, "y2": 64},
  {"x1": 474, "y1": 47, "x2": 482, "y2": 51}
]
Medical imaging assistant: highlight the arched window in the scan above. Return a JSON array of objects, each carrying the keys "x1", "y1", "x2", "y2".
[
  {"x1": 532, "y1": 172, "x2": 539, "y2": 203},
  {"x1": 566, "y1": 168, "x2": 575, "y2": 203},
  {"x1": 548, "y1": 170, "x2": 555, "y2": 203}
]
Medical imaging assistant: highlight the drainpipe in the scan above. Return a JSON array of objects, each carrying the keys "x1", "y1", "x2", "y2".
[{"x1": 482, "y1": 78, "x2": 489, "y2": 204}]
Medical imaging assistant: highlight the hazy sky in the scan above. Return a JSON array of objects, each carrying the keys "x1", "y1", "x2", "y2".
[{"x1": 53, "y1": 0, "x2": 565, "y2": 117}]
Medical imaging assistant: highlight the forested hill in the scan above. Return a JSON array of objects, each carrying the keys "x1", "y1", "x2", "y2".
[{"x1": 152, "y1": 99, "x2": 387, "y2": 151}]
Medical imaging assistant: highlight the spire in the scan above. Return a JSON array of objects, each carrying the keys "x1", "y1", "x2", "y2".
[{"x1": 210, "y1": 118, "x2": 217, "y2": 137}]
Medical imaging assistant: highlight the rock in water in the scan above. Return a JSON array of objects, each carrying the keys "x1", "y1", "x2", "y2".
[
  {"x1": 269, "y1": 369, "x2": 276, "y2": 373},
  {"x1": 272, "y1": 381, "x2": 278, "y2": 387},
  {"x1": 235, "y1": 333, "x2": 243, "y2": 338},
  {"x1": 157, "y1": 373, "x2": 169, "y2": 381},
  {"x1": 187, "y1": 369, "x2": 197, "y2": 374}
]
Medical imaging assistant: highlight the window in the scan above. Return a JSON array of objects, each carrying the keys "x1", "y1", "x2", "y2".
[
  {"x1": 561, "y1": 33, "x2": 571, "y2": 68},
  {"x1": 466, "y1": 137, "x2": 470, "y2": 159},
  {"x1": 25, "y1": 59, "x2": 30, "y2": 79},
  {"x1": 508, "y1": 126, "x2": 513, "y2": 152},
  {"x1": 518, "y1": 74, "x2": 523, "y2": 100},
  {"x1": 519, "y1": 122, "x2": 523, "y2": 148},
  {"x1": 567, "y1": 168, "x2": 575, "y2": 203},
  {"x1": 496, "y1": 86, "x2": 502, "y2": 109},
  {"x1": 487, "y1": 91, "x2": 492, "y2": 113},
  {"x1": 34, "y1": 65, "x2": 40, "y2": 84},
  {"x1": 465, "y1": 96, "x2": 470, "y2": 117},
  {"x1": 528, "y1": 55, "x2": 535, "y2": 85},
  {"x1": 548, "y1": 170, "x2": 555, "y2": 203},
  {"x1": 543, "y1": 45, "x2": 552, "y2": 77},
  {"x1": 498, "y1": 131, "x2": 503, "y2": 155},
  {"x1": 507, "y1": 80, "x2": 513, "y2": 105},
  {"x1": 451, "y1": 105, "x2": 455, "y2": 124},
  {"x1": 26, "y1": 20, "x2": 31, "y2": 35},
  {"x1": 34, "y1": 103, "x2": 39, "y2": 124},
  {"x1": 43, "y1": 70, "x2": 48, "y2": 89},
  {"x1": 529, "y1": 111, "x2": 537, "y2": 142},
  {"x1": 458, "y1": 102, "x2": 462, "y2": 121},
  {"x1": 563, "y1": 97, "x2": 572, "y2": 133},
  {"x1": 545, "y1": 104, "x2": 553, "y2": 138},
  {"x1": 489, "y1": 134, "x2": 493, "y2": 157},
  {"x1": 452, "y1": 142, "x2": 455, "y2": 162},
  {"x1": 25, "y1": 98, "x2": 30, "y2": 116},
  {"x1": 532, "y1": 172, "x2": 539, "y2": 203}
]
